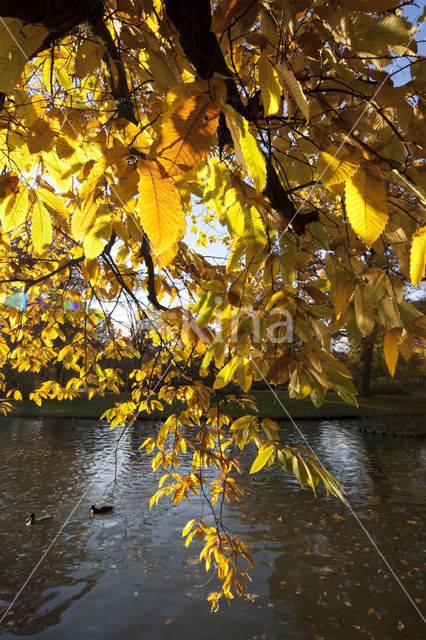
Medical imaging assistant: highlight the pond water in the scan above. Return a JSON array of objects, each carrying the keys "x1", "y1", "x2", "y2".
[{"x1": 0, "y1": 417, "x2": 424, "y2": 639}]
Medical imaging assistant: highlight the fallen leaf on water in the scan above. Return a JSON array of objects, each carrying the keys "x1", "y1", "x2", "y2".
[
  {"x1": 397, "y1": 621, "x2": 405, "y2": 630},
  {"x1": 165, "y1": 619, "x2": 173, "y2": 625}
]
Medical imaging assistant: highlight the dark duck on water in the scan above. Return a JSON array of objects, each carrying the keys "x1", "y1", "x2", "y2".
[
  {"x1": 26, "y1": 513, "x2": 55, "y2": 525},
  {"x1": 90, "y1": 505, "x2": 114, "y2": 516}
]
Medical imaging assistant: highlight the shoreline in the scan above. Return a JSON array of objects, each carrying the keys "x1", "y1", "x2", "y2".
[
  {"x1": 5, "y1": 413, "x2": 425, "y2": 438},
  {"x1": 4, "y1": 391, "x2": 425, "y2": 438}
]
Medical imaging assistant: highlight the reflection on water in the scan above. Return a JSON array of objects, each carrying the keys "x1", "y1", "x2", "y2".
[{"x1": 0, "y1": 417, "x2": 424, "y2": 639}]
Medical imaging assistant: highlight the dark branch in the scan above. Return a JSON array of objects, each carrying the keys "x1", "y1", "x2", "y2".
[
  {"x1": 0, "y1": 257, "x2": 84, "y2": 288},
  {"x1": 141, "y1": 236, "x2": 167, "y2": 311},
  {"x1": 163, "y1": 0, "x2": 314, "y2": 234}
]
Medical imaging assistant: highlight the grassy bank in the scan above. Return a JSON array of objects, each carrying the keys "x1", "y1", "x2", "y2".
[{"x1": 7, "y1": 390, "x2": 426, "y2": 435}]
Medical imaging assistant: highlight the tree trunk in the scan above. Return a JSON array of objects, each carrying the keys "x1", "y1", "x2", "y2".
[{"x1": 359, "y1": 331, "x2": 376, "y2": 396}]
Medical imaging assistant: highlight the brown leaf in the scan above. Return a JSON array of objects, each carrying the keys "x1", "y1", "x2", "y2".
[
  {"x1": 152, "y1": 93, "x2": 219, "y2": 176},
  {"x1": 0, "y1": 172, "x2": 19, "y2": 198}
]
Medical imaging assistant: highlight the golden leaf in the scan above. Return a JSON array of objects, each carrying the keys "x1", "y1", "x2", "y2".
[
  {"x1": 37, "y1": 188, "x2": 70, "y2": 219},
  {"x1": 83, "y1": 206, "x2": 112, "y2": 259},
  {"x1": 354, "y1": 285, "x2": 375, "y2": 336},
  {"x1": 250, "y1": 444, "x2": 275, "y2": 474},
  {"x1": 317, "y1": 152, "x2": 359, "y2": 187},
  {"x1": 258, "y1": 53, "x2": 281, "y2": 116},
  {"x1": 27, "y1": 117, "x2": 57, "y2": 154},
  {"x1": 237, "y1": 358, "x2": 253, "y2": 392},
  {"x1": 0, "y1": 19, "x2": 48, "y2": 92},
  {"x1": 152, "y1": 93, "x2": 219, "y2": 176},
  {"x1": 1, "y1": 189, "x2": 28, "y2": 232},
  {"x1": 137, "y1": 158, "x2": 185, "y2": 256},
  {"x1": 383, "y1": 327, "x2": 404, "y2": 377},
  {"x1": 276, "y1": 62, "x2": 309, "y2": 122},
  {"x1": 224, "y1": 106, "x2": 267, "y2": 193},
  {"x1": 399, "y1": 331, "x2": 413, "y2": 362},
  {"x1": 31, "y1": 200, "x2": 52, "y2": 254},
  {"x1": 345, "y1": 166, "x2": 388, "y2": 247},
  {"x1": 244, "y1": 205, "x2": 267, "y2": 259},
  {"x1": 334, "y1": 278, "x2": 354, "y2": 321},
  {"x1": 154, "y1": 244, "x2": 180, "y2": 268},
  {"x1": 213, "y1": 356, "x2": 239, "y2": 389},
  {"x1": 71, "y1": 198, "x2": 97, "y2": 241},
  {"x1": 74, "y1": 38, "x2": 105, "y2": 79},
  {"x1": 410, "y1": 225, "x2": 426, "y2": 286}
]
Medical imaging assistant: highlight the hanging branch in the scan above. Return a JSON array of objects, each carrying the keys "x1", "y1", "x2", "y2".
[{"x1": 87, "y1": 11, "x2": 167, "y2": 311}]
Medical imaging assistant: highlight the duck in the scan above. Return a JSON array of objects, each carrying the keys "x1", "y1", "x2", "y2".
[
  {"x1": 89, "y1": 504, "x2": 114, "y2": 516},
  {"x1": 26, "y1": 513, "x2": 55, "y2": 526}
]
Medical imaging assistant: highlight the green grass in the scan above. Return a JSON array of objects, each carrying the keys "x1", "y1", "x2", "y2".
[
  {"x1": 8, "y1": 389, "x2": 426, "y2": 422},
  {"x1": 8, "y1": 395, "x2": 127, "y2": 419},
  {"x1": 246, "y1": 390, "x2": 426, "y2": 419}
]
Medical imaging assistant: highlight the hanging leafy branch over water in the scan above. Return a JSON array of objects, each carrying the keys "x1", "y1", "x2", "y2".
[{"x1": 0, "y1": 0, "x2": 425, "y2": 609}]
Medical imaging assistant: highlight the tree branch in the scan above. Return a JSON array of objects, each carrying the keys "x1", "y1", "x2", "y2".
[
  {"x1": 163, "y1": 0, "x2": 311, "y2": 234},
  {"x1": 0, "y1": 257, "x2": 84, "y2": 288}
]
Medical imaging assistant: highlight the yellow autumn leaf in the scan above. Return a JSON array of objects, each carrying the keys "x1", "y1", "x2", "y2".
[
  {"x1": 399, "y1": 331, "x2": 413, "y2": 362},
  {"x1": 334, "y1": 278, "x2": 354, "y2": 321},
  {"x1": 1, "y1": 189, "x2": 29, "y2": 232},
  {"x1": 151, "y1": 93, "x2": 219, "y2": 176},
  {"x1": 83, "y1": 206, "x2": 112, "y2": 259},
  {"x1": 258, "y1": 53, "x2": 281, "y2": 115},
  {"x1": 237, "y1": 358, "x2": 253, "y2": 392},
  {"x1": 317, "y1": 152, "x2": 359, "y2": 187},
  {"x1": 37, "y1": 188, "x2": 70, "y2": 219},
  {"x1": 137, "y1": 158, "x2": 185, "y2": 256},
  {"x1": 0, "y1": 19, "x2": 49, "y2": 92},
  {"x1": 213, "y1": 355, "x2": 239, "y2": 389},
  {"x1": 74, "y1": 38, "x2": 105, "y2": 79},
  {"x1": 276, "y1": 62, "x2": 309, "y2": 122},
  {"x1": 354, "y1": 285, "x2": 375, "y2": 336},
  {"x1": 27, "y1": 117, "x2": 57, "y2": 154},
  {"x1": 230, "y1": 415, "x2": 256, "y2": 431},
  {"x1": 79, "y1": 157, "x2": 108, "y2": 201},
  {"x1": 345, "y1": 166, "x2": 388, "y2": 247},
  {"x1": 244, "y1": 205, "x2": 267, "y2": 258},
  {"x1": 250, "y1": 444, "x2": 275, "y2": 474},
  {"x1": 145, "y1": 46, "x2": 179, "y2": 91},
  {"x1": 383, "y1": 327, "x2": 404, "y2": 377},
  {"x1": 182, "y1": 518, "x2": 197, "y2": 538},
  {"x1": 31, "y1": 200, "x2": 52, "y2": 254},
  {"x1": 410, "y1": 225, "x2": 426, "y2": 286},
  {"x1": 224, "y1": 200, "x2": 245, "y2": 239},
  {"x1": 71, "y1": 198, "x2": 97, "y2": 241},
  {"x1": 224, "y1": 106, "x2": 267, "y2": 193}
]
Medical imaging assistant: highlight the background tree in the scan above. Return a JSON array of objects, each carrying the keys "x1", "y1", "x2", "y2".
[{"x1": 0, "y1": 0, "x2": 425, "y2": 608}]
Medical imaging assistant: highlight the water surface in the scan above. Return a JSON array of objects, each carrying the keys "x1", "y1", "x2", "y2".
[{"x1": 0, "y1": 417, "x2": 424, "y2": 639}]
